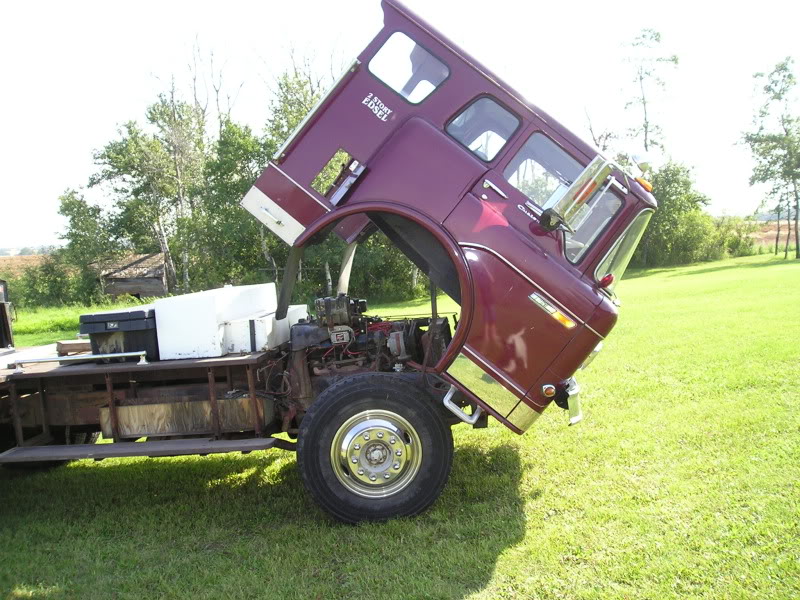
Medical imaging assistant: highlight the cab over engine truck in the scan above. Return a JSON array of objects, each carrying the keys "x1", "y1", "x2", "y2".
[{"x1": 0, "y1": 0, "x2": 655, "y2": 523}]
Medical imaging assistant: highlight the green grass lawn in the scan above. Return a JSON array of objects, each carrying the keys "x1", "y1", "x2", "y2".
[
  {"x1": 1, "y1": 254, "x2": 799, "y2": 599},
  {"x1": 12, "y1": 301, "x2": 146, "y2": 348}
]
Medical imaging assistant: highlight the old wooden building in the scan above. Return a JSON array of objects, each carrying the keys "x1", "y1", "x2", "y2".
[{"x1": 97, "y1": 253, "x2": 168, "y2": 299}]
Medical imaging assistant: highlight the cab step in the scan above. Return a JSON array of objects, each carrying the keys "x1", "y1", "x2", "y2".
[{"x1": 0, "y1": 437, "x2": 287, "y2": 464}]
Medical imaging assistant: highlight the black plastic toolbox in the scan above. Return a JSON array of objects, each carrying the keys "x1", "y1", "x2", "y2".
[{"x1": 79, "y1": 305, "x2": 159, "y2": 361}]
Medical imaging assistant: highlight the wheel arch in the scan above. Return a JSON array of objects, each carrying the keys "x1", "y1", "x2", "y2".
[{"x1": 289, "y1": 201, "x2": 475, "y2": 374}]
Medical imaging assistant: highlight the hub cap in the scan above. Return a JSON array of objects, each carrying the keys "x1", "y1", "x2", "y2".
[{"x1": 330, "y1": 409, "x2": 422, "y2": 498}]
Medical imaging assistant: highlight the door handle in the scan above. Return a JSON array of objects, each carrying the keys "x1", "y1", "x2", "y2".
[
  {"x1": 260, "y1": 206, "x2": 283, "y2": 226},
  {"x1": 482, "y1": 179, "x2": 508, "y2": 199}
]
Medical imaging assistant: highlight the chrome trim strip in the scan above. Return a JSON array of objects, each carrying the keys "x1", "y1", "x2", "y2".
[
  {"x1": 506, "y1": 401, "x2": 541, "y2": 432},
  {"x1": 445, "y1": 352, "x2": 521, "y2": 417},
  {"x1": 459, "y1": 242, "x2": 585, "y2": 326},
  {"x1": 461, "y1": 346, "x2": 527, "y2": 397},
  {"x1": 269, "y1": 163, "x2": 332, "y2": 212},
  {"x1": 273, "y1": 58, "x2": 360, "y2": 162},
  {"x1": 584, "y1": 325, "x2": 605, "y2": 340}
]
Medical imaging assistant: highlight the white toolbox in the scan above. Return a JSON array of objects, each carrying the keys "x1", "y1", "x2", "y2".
[
  {"x1": 155, "y1": 284, "x2": 306, "y2": 360},
  {"x1": 223, "y1": 304, "x2": 307, "y2": 354}
]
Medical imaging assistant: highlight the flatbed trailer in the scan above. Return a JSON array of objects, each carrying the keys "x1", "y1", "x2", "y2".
[{"x1": 0, "y1": 348, "x2": 294, "y2": 464}]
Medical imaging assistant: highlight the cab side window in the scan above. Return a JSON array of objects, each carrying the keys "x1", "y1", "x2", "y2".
[
  {"x1": 446, "y1": 97, "x2": 519, "y2": 161},
  {"x1": 503, "y1": 133, "x2": 580, "y2": 207},
  {"x1": 369, "y1": 32, "x2": 449, "y2": 104}
]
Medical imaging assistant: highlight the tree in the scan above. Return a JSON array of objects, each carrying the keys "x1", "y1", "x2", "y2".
[
  {"x1": 633, "y1": 162, "x2": 712, "y2": 266},
  {"x1": 624, "y1": 29, "x2": 679, "y2": 154},
  {"x1": 744, "y1": 58, "x2": 800, "y2": 259},
  {"x1": 58, "y1": 190, "x2": 116, "y2": 266}
]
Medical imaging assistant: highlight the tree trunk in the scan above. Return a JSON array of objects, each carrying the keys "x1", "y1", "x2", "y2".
[
  {"x1": 324, "y1": 261, "x2": 332, "y2": 296},
  {"x1": 154, "y1": 216, "x2": 178, "y2": 292},
  {"x1": 258, "y1": 226, "x2": 278, "y2": 280},
  {"x1": 793, "y1": 182, "x2": 799, "y2": 259},
  {"x1": 775, "y1": 206, "x2": 781, "y2": 255},
  {"x1": 297, "y1": 259, "x2": 303, "y2": 283},
  {"x1": 182, "y1": 248, "x2": 190, "y2": 292},
  {"x1": 784, "y1": 205, "x2": 791, "y2": 259},
  {"x1": 411, "y1": 267, "x2": 419, "y2": 289}
]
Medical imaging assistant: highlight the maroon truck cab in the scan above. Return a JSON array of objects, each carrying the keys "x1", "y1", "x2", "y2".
[
  {"x1": 0, "y1": 0, "x2": 657, "y2": 524},
  {"x1": 242, "y1": 0, "x2": 656, "y2": 434}
]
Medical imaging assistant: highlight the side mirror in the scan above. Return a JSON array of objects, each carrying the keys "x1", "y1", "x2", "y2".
[
  {"x1": 540, "y1": 155, "x2": 614, "y2": 232},
  {"x1": 631, "y1": 153, "x2": 652, "y2": 174}
]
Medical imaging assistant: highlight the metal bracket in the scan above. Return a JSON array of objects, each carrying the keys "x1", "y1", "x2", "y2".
[
  {"x1": 11, "y1": 351, "x2": 148, "y2": 373},
  {"x1": 566, "y1": 378, "x2": 582, "y2": 425},
  {"x1": 442, "y1": 384, "x2": 483, "y2": 425}
]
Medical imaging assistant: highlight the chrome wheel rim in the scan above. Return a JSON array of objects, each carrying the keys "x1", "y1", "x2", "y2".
[{"x1": 330, "y1": 409, "x2": 422, "y2": 498}]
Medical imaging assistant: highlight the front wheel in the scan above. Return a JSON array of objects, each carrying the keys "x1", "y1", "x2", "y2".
[{"x1": 297, "y1": 374, "x2": 453, "y2": 523}]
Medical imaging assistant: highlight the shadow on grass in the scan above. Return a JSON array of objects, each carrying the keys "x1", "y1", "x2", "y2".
[
  {"x1": 0, "y1": 443, "x2": 528, "y2": 599},
  {"x1": 668, "y1": 256, "x2": 799, "y2": 277}
]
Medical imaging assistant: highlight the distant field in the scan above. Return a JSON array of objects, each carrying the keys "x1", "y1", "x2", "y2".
[{"x1": 1, "y1": 254, "x2": 798, "y2": 599}]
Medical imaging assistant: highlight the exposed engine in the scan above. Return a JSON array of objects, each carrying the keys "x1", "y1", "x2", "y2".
[
  {"x1": 267, "y1": 293, "x2": 453, "y2": 435},
  {"x1": 291, "y1": 293, "x2": 452, "y2": 377}
]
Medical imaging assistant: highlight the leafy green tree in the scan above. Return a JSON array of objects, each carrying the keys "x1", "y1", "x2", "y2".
[
  {"x1": 744, "y1": 57, "x2": 800, "y2": 259},
  {"x1": 624, "y1": 29, "x2": 678, "y2": 154},
  {"x1": 633, "y1": 162, "x2": 712, "y2": 266}
]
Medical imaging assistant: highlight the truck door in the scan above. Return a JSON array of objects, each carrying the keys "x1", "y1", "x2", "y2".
[{"x1": 441, "y1": 105, "x2": 594, "y2": 427}]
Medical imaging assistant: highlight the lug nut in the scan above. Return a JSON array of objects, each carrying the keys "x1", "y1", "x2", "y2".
[
  {"x1": 395, "y1": 449, "x2": 402, "y2": 456},
  {"x1": 384, "y1": 473, "x2": 391, "y2": 479},
  {"x1": 351, "y1": 457, "x2": 358, "y2": 463},
  {"x1": 354, "y1": 443, "x2": 361, "y2": 450},
  {"x1": 389, "y1": 436, "x2": 396, "y2": 444},
  {"x1": 377, "y1": 432, "x2": 384, "y2": 438},
  {"x1": 393, "y1": 462, "x2": 400, "y2": 470},
  {"x1": 363, "y1": 433, "x2": 370, "y2": 440},
  {"x1": 369, "y1": 475, "x2": 377, "y2": 481},
  {"x1": 358, "y1": 469, "x2": 364, "y2": 475}
]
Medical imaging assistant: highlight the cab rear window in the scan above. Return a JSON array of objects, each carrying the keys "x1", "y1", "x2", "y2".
[
  {"x1": 446, "y1": 97, "x2": 519, "y2": 161},
  {"x1": 368, "y1": 32, "x2": 449, "y2": 104}
]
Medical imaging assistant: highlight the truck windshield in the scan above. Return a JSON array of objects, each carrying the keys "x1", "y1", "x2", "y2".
[
  {"x1": 595, "y1": 209, "x2": 654, "y2": 292},
  {"x1": 503, "y1": 133, "x2": 623, "y2": 262}
]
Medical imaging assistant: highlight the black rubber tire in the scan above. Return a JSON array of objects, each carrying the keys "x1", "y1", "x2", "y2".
[{"x1": 297, "y1": 373, "x2": 453, "y2": 523}]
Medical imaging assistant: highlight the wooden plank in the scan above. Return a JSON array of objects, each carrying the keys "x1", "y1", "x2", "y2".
[
  {"x1": 56, "y1": 340, "x2": 92, "y2": 356},
  {"x1": 0, "y1": 437, "x2": 282, "y2": 463}
]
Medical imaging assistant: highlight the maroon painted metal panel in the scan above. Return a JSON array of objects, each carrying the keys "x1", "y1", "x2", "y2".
[{"x1": 240, "y1": 0, "x2": 658, "y2": 433}]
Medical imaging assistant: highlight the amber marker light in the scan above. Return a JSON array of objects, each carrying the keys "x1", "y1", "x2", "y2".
[
  {"x1": 635, "y1": 177, "x2": 653, "y2": 192},
  {"x1": 552, "y1": 310, "x2": 577, "y2": 329}
]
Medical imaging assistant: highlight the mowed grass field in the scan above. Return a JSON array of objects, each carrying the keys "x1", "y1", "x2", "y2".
[
  {"x1": 12, "y1": 301, "x2": 146, "y2": 348},
  {"x1": 1, "y1": 254, "x2": 798, "y2": 599}
]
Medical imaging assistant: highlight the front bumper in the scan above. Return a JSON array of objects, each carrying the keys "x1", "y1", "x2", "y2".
[{"x1": 566, "y1": 377, "x2": 582, "y2": 425}]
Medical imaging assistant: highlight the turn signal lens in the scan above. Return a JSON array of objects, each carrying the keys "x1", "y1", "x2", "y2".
[
  {"x1": 529, "y1": 292, "x2": 577, "y2": 329},
  {"x1": 542, "y1": 384, "x2": 556, "y2": 398},
  {"x1": 635, "y1": 177, "x2": 653, "y2": 192},
  {"x1": 552, "y1": 310, "x2": 577, "y2": 330}
]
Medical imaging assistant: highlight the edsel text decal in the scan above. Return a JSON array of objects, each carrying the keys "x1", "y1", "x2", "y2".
[{"x1": 362, "y1": 93, "x2": 393, "y2": 122}]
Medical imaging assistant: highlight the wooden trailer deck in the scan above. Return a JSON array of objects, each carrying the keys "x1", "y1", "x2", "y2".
[{"x1": 0, "y1": 346, "x2": 289, "y2": 464}]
